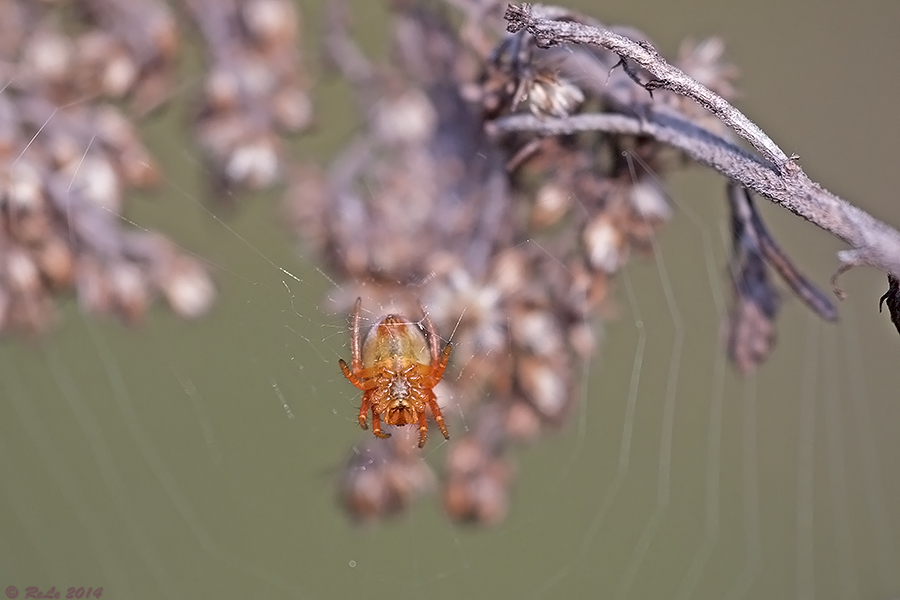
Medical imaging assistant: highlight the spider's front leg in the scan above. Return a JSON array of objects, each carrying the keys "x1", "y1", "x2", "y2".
[
  {"x1": 340, "y1": 359, "x2": 367, "y2": 390},
  {"x1": 426, "y1": 390, "x2": 449, "y2": 442}
]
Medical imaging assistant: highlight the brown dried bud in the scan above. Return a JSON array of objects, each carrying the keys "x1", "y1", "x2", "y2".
[
  {"x1": 36, "y1": 237, "x2": 76, "y2": 290},
  {"x1": 271, "y1": 85, "x2": 313, "y2": 132},
  {"x1": 504, "y1": 400, "x2": 542, "y2": 441},
  {"x1": 339, "y1": 439, "x2": 436, "y2": 523},
  {"x1": 443, "y1": 437, "x2": 512, "y2": 526}
]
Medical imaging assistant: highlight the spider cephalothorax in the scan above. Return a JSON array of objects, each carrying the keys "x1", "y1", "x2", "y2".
[{"x1": 339, "y1": 298, "x2": 451, "y2": 447}]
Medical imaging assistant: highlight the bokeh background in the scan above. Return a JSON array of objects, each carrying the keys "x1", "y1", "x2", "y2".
[{"x1": 1, "y1": 1, "x2": 899, "y2": 599}]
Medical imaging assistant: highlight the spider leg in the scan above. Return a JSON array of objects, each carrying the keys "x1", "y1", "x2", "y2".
[
  {"x1": 426, "y1": 389, "x2": 449, "y2": 441},
  {"x1": 350, "y1": 297, "x2": 363, "y2": 372},
  {"x1": 358, "y1": 390, "x2": 372, "y2": 430},
  {"x1": 416, "y1": 408, "x2": 428, "y2": 448},
  {"x1": 340, "y1": 359, "x2": 368, "y2": 390},
  {"x1": 419, "y1": 301, "x2": 441, "y2": 364},
  {"x1": 371, "y1": 411, "x2": 391, "y2": 439},
  {"x1": 419, "y1": 343, "x2": 452, "y2": 387}
]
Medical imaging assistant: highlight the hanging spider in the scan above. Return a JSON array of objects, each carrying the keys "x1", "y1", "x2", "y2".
[{"x1": 339, "y1": 298, "x2": 451, "y2": 448}]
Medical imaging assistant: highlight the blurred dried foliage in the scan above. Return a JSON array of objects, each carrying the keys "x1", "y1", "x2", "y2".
[
  {"x1": 1, "y1": 0, "x2": 837, "y2": 526},
  {"x1": 288, "y1": 0, "x2": 831, "y2": 526},
  {"x1": 0, "y1": 0, "x2": 310, "y2": 333}
]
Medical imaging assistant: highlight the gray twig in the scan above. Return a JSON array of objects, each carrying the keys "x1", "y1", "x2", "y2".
[{"x1": 502, "y1": 3, "x2": 900, "y2": 283}]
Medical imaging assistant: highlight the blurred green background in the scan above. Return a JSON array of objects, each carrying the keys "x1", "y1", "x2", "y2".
[{"x1": 2, "y1": 1, "x2": 899, "y2": 598}]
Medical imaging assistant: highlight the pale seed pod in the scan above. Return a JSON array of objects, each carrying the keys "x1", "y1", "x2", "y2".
[
  {"x1": 225, "y1": 134, "x2": 280, "y2": 189},
  {"x1": 102, "y1": 48, "x2": 138, "y2": 98},
  {"x1": 242, "y1": 0, "x2": 298, "y2": 50},
  {"x1": 24, "y1": 29, "x2": 72, "y2": 85},
  {"x1": 271, "y1": 85, "x2": 313, "y2": 132},
  {"x1": 583, "y1": 214, "x2": 627, "y2": 274},
  {"x1": 523, "y1": 71, "x2": 584, "y2": 118},
  {"x1": 5, "y1": 249, "x2": 41, "y2": 295},
  {"x1": 109, "y1": 262, "x2": 148, "y2": 323},
  {"x1": 531, "y1": 181, "x2": 571, "y2": 228},
  {"x1": 516, "y1": 355, "x2": 569, "y2": 421},
  {"x1": 373, "y1": 90, "x2": 437, "y2": 145},
  {"x1": 160, "y1": 257, "x2": 216, "y2": 319},
  {"x1": 509, "y1": 305, "x2": 564, "y2": 357},
  {"x1": 5, "y1": 161, "x2": 45, "y2": 212},
  {"x1": 66, "y1": 154, "x2": 122, "y2": 213},
  {"x1": 628, "y1": 178, "x2": 672, "y2": 222}
]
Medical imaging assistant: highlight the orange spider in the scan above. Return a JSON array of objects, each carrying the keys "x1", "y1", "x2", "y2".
[{"x1": 339, "y1": 298, "x2": 451, "y2": 448}]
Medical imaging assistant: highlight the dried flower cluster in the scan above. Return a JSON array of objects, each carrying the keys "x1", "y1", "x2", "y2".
[
  {"x1": 288, "y1": 1, "x2": 834, "y2": 526},
  {"x1": 187, "y1": 0, "x2": 312, "y2": 193},
  {"x1": 0, "y1": 0, "x2": 312, "y2": 334}
]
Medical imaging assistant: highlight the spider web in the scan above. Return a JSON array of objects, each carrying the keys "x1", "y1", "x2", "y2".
[{"x1": 2, "y1": 1, "x2": 900, "y2": 599}]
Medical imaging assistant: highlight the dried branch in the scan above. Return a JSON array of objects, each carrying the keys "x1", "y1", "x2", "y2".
[{"x1": 503, "y1": 3, "x2": 900, "y2": 283}]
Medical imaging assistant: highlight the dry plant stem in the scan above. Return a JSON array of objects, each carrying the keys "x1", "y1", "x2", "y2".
[
  {"x1": 502, "y1": 4, "x2": 900, "y2": 282},
  {"x1": 505, "y1": 3, "x2": 788, "y2": 168}
]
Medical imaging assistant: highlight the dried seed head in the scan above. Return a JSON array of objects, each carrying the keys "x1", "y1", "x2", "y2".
[
  {"x1": 5, "y1": 249, "x2": 41, "y2": 294},
  {"x1": 724, "y1": 298, "x2": 777, "y2": 376},
  {"x1": 272, "y1": 85, "x2": 313, "y2": 132},
  {"x1": 583, "y1": 214, "x2": 627, "y2": 274},
  {"x1": 102, "y1": 50, "x2": 138, "y2": 98},
  {"x1": 568, "y1": 320, "x2": 596, "y2": 359},
  {"x1": 505, "y1": 400, "x2": 542, "y2": 440},
  {"x1": 509, "y1": 306, "x2": 564, "y2": 357},
  {"x1": 523, "y1": 71, "x2": 584, "y2": 118},
  {"x1": 225, "y1": 135, "x2": 280, "y2": 189},
  {"x1": 5, "y1": 161, "x2": 45, "y2": 212},
  {"x1": 36, "y1": 237, "x2": 75, "y2": 290},
  {"x1": 628, "y1": 178, "x2": 671, "y2": 222},
  {"x1": 148, "y1": 10, "x2": 180, "y2": 61},
  {"x1": 242, "y1": 0, "x2": 298, "y2": 50},
  {"x1": 109, "y1": 262, "x2": 148, "y2": 323},
  {"x1": 373, "y1": 90, "x2": 437, "y2": 145},
  {"x1": 491, "y1": 249, "x2": 530, "y2": 297},
  {"x1": 340, "y1": 440, "x2": 436, "y2": 523},
  {"x1": 443, "y1": 437, "x2": 512, "y2": 526},
  {"x1": 76, "y1": 258, "x2": 113, "y2": 316},
  {"x1": 24, "y1": 30, "x2": 72, "y2": 84},
  {"x1": 531, "y1": 181, "x2": 572, "y2": 228},
  {"x1": 160, "y1": 257, "x2": 216, "y2": 320},
  {"x1": 204, "y1": 69, "x2": 241, "y2": 113},
  {"x1": 66, "y1": 155, "x2": 122, "y2": 213},
  {"x1": 516, "y1": 355, "x2": 569, "y2": 421}
]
